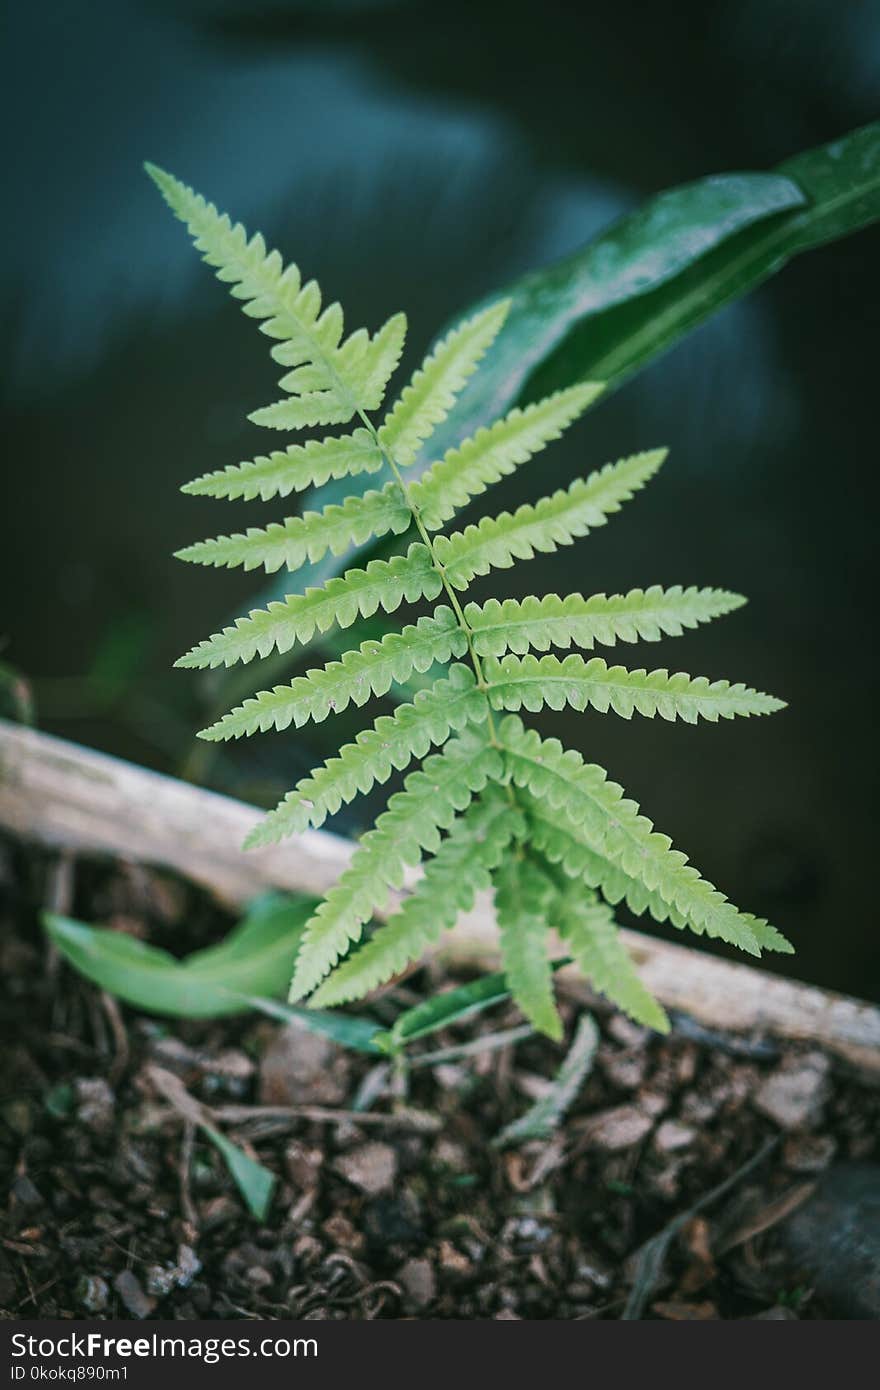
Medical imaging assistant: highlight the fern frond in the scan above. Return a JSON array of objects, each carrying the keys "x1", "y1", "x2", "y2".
[
  {"x1": 466, "y1": 586, "x2": 746, "y2": 658},
  {"x1": 378, "y1": 301, "x2": 510, "y2": 465},
  {"x1": 495, "y1": 856, "x2": 563, "y2": 1040},
  {"x1": 245, "y1": 663, "x2": 489, "y2": 845},
  {"x1": 175, "y1": 483, "x2": 411, "y2": 574},
  {"x1": 433, "y1": 451, "x2": 666, "y2": 589},
  {"x1": 553, "y1": 887, "x2": 669, "y2": 1032},
  {"x1": 175, "y1": 543, "x2": 441, "y2": 670},
  {"x1": 146, "y1": 165, "x2": 405, "y2": 425},
  {"x1": 498, "y1": 715, "x2": 775, "y2": 956},
  {"x1": 181, "y1": 428, "x2": 383, "y2": 503},
  {"x1": 310, "y1": 790, "x2": 525, "y2": 1006},
  {"x1": 200, "y1": 614, "x2": 468, "y2": 742},
  {"x1": 289, "y1": 730, "x2": 502, "y2": 1000},
  {"x1": 485, "y1": 652, "x2": 784, "y2": 722},
  {"x1": 409, "y1": 383, "x2": 602, "y2": 530}
]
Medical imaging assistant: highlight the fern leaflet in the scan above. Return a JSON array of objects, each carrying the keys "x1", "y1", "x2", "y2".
[
  {"x1": 245, "y1": 663, "x2": 488, "y2": 844},
  {"x1": 553, "y1": 886, "x2": 670, "y2": 1032},
  {"x1": 409, "y1": 383, "x2": 602, "y2": 529},
  {"x1": 200, "y1": 614, "x2": 469, "y2": 741},
  {"x1": 495, "y1": 857, "x2": 563, "y2": 1040},
  {"x1": 466, "y1": 586, "x2": 746, "y2": 657},
  {"x1": 175, "y1": 543, "x2": 441, "y2": 669},
  {"x1": 433, "y1": 452, "x2": 666, "y2": 589},
  {"x1": 485, "y1": 652, "x2": 784, "y2": 722},
  {"x1": 310, "y1": 791, "x2": 525, "y2": 1006},
  {"x1": 378, "y1": 302, "x2": 510, "y2": 465},
  {"x1": 181, "y1": 428, "x2": 383, "y2": 503},
  {"x1": 289, "y1": 731, "x2": 503, "y2": 1000},
  {"x1": 176, "y1": 482, "x2": 411, "y2": 574}
]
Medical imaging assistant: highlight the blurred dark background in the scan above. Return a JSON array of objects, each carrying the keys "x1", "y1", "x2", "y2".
[{"x1": 1, "y1": 0, "x2": 878, "y2": 997}]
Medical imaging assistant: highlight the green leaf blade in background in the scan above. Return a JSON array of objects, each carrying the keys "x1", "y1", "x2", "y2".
[{"x1": 225, "y1": 125, "x2": 878, "y2": 679}]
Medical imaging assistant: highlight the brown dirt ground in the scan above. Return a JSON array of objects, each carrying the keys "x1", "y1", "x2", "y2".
[{"x1": 2, "y1": 835, "x2": 878, "y2": 1320}]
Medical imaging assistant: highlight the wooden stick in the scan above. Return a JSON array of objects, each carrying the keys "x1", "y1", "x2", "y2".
[{"x1": 2, "y1": 719, "x2": 878, "y2": 1071}]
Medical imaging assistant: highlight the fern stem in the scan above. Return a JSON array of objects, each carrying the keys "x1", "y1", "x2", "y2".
[{"x1": 357, "y1": 409, "x2": 504, "y2": 750}]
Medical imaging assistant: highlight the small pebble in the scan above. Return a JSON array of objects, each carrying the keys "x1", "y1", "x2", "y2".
[
  {"x1": 753, "y1": 1052, "x2": 830, "y2": 1131},
  {"x1": 584, "y1": 1105, "x2": 653, "y2": 1152},
  {"x1": 398, "y1": 1257, "x2": 436, "y2": 1309},
  {"x1": 113, "y1": 1269, "x2": 156, "y2": 1319},
  {"x1": 75, "y1": 1078, "x2": 115, "y2": 1136},
  {"x1": 333, "y1": 1141, "x2": 397, "y2": 1196},
  {"x1": 653, "y1": 1120, "x2": 697, "y2": 1154}
]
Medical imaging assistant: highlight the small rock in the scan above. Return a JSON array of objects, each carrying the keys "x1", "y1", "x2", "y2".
[
  {"x1": 145, "y1": 1265, "x2": 178, "y2": 1298},
  {"x1": 653, "y1": 1120, "x2": 697, "y2": 1154},
  {"x1": 113, "y1": 1270, "x2": 156, "y2": 1319},
  {"x1": 244, "y1": 1266, "x2": 274, "y2": 1290},
  {"x1": 653, "y1": 1299, "x2": 718, "y2": 1320},
  {"x1": 175, "y1": 1244, "x2": 202, "y2": 1289},
  {"x1": 638, "y1": 1090, "x2": 669, "y2": 1119},
  {"x1": 583, "y1": 1104, "x2": 653, "y2": 1152},
  {"x1": 77, "y1": 1275, "x2": 109, "y2": 1313},
  {"x1": 363, "y1": 1192, "x2": 422, "y2": 1248},
  {"x1": 398, "y1": 1257, "x2": 436, "y2": 1309},
  {"x1": 259, "y1": 1025, "x2": 349, "y2": 1107},
  {"x1": 574, "y1": 1253, "x2": 613, "y2": 1291},
  {"x1": 753, "y1": 1052, "x2": 830, "y2": 1131},
  {"x1": 679, "y1": 1089, "x2": 722, "y2": 1124},
  {"x1": 75, "y1": 1078, "x2": 115, "y2": 1136},
  {"x1": 284, "y1": 1140, "x2": 323, "y2": 1190},
  {"x1": 607, "y1": 1016, "x2": 649, "y2": 1048},
  {"x1": 784, "y1": 1133, "x2": 837, "y2": 1174},
  {"x1": 333, "y1": 1141, "x2": 397, "y2": 1195},
  {"x1": 780, "y1": 1162, "x2": 880, "y2": 1319},
  {"x1": 322, "y1": 1213, "x2": 364, "y2": 1253},
  {"x1": 10, "y1": 1173, "x2": 43, "y2": 1209},
  {"x1": 432, "y1": 1137, "x2": 469, "y2": 1172},
  {"x1": 438, "y1": 1238, "x2": 473, "y2": 1280},
  {"x1": 599, "y1": 1049, "x2": 647, "y2": 1090}
]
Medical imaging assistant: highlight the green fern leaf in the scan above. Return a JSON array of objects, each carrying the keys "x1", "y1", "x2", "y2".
[
  {"x1": 553, "y1": 887, "x2": 669, "y2": 1032},
  {"x1": 245, "y1": 663, "x2": 489, "y2": 845},
  {"x1": 145, "y1": 165, "x2": 404, "y2": 424},
  {"x1": 340, "y1": 311, "x2": 408, "y2": 410},
  {"x1": 485, "y1": 652, "x2": 784, "y2": 721},
  {"x1": 289, "y1": 730, "x2": 502, "y2": 1000},
  {"x1": 466, "y1": 586, "x2": 746, "y2": 657},
  {"x1": 181, "y1": 428, "x2": 383, "y2": 503},
  {"x1": 495, "y1": 857, "x2": 563, "y2": 1040},
  {"x1": 310, "y1": 791, "x2": 525, "y2": 1006},
  {"x1": 199, "y1": 614, "x2": 469, "y2": 742},
  {"x1": 175, "y1": 543, "x2": 442, "y2": 670},
  {"x1": 499, "y1": 715, "x2": 780, "y2": 956},
  {"x1": 526, "y1": 792, "x2": 687, "y2": 929},
  {"x1": 434, "y1": 450, "x2": 666, "y2": 589},
  {"x1": 378, "y1": 301, "x2": 510, "y2": 465},
  {"x1": 409, "y1": 383, "x2": 602, "y2": 530},
  {"x1": 175, "y1": 483, "x2": 411, "y2": 574}
]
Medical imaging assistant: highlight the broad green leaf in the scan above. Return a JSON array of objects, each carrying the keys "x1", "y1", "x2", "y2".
[
  {"x1": 382, "y1": 957, "x2": 571, "y2": 1049},
  {"x1": 242, "y1": 993, "x2": 385, "y2": 1054},
  {"x1": 430, "y1": 124, "x2": 880, "y2": 450},
  {"x1": 202, "y1": 1125, "x2": 275, "y2": 1221},
  {"x1": 42, "y1": 894, "x2": 314, "y2": 1018},
  {"x1": 237, "y1": 128, "x2": 879, "y2": 636}
]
